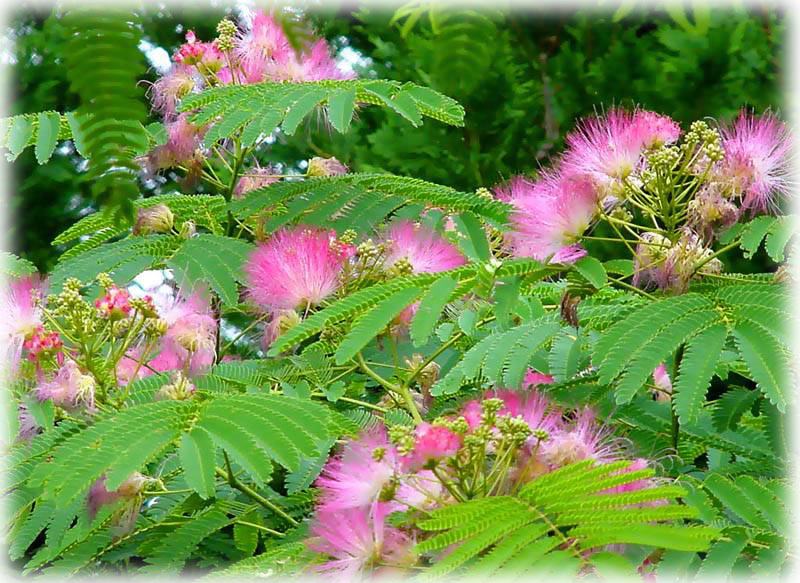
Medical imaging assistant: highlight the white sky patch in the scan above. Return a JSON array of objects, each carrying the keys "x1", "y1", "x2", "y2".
[
  {"x1": 138, "y1": 39, "x2": 172, "y2": 74},
  {"x1": 338, "y1": 45, "x2": 371, "y2": 76}
]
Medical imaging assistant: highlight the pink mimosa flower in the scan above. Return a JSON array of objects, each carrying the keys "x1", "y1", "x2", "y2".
[
  {"x1": 265, "y1": 39, "x2": 354, "y2": 82},
  {"x1": 235, "y1": 10, "x2": 291, "y2": 83},
  {"x1": 245, "y1": 226, "x2": 351, "y2": 311},
  {"x1": 316, "y1": 426, "x2": 398, "y2": 511},
  {"x1": 1, "y1": 275, "x2": 45, "y2": 375},
  {"x1": 400, "y1": 422, "x2": 462, "y2": 471},
  {"x1": 539, "y1": 407, "x2": 622, "y2": 469},
  {"x1": 36, "y1": 360, "x2": 96, "y2": 412},
  {"x1": 720, "y1": 110, "x2": 793, "y2": 215},
  {"x1": 381, "y1": 221, "x2": 467, "y2": 274}
]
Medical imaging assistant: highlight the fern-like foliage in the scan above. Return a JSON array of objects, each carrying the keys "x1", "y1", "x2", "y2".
[
  {"x1": 229, "y1": 173, "x2": 510, "y2": 230},
  {"x1": 415, "y1": 459, "x2": 719, "y2": 580},
  {"x1": 179, "y1": 79, "x2": 464, "y2": 149},
  {"x1": 62, "y1": 7, "x2": 149, "y2": 221}
]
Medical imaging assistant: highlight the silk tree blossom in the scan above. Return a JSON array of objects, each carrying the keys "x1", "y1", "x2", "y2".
[
  {"x1": 156, "y1": 290, "x2": 216, "y2": 376},
  {"x1": 87, "y1": 473, "x2": 150, "y2": 535},
  {"x1": 562, "y1": 108, "x2": 681, "y2": 194},
  {"x1": 381, "y1": 221, "x2": 467, "y2": 274},
  {"x1": 316, "y1": 426, "x2": 398, "y2": 511},
  {"x1": 264, "y1": 39, "x2": 355, "y2": 82},
  {"x1": 145, "y1": 114, "x2": 206, "y2": 174},
  {"x1": 307, "y1": 156, "x2": 348, "y2": 177},
  {"x1": 36, "y1": 360, "x2": 96, "y2": 412},
  {"x1": 1, "y1": 275, "x2": 45, "y2": 375},
  {"x1": 719, "y1": 111, "x2": 793, "y2": 215},
  {"x1": 234, "y1": 165, "x2": 279, "y2": 199},
  {"x1": 400, "y1": 422, "x2": 462, "y2": 471},
  {"x1": 308, "y1": 503, "x2": 416, "y2": 582},
  {"x1": 523, "y1": 368, "x2": 555, "y2": 388},
  {"x1": 149, "y1": 64, "x2": 197, "y2": 120},
  {"x1": 245, "y1": 226, "x2": 353, "y2": 312},
  {"x1": 539, "y1": 407, "x2": 623, "y2": 468},
  {"x1": 234, "y1": 10, "x2": 291, "y2": 83},
  {"x1": 498, "y1": 172, "x2": 599, "y2": 263}
]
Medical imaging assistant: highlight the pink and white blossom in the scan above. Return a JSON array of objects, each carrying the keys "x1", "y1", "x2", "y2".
[
  {"x1": 1, "y1": 275, "x2": 45, "y2": 375},
  {"x1": 245, "y1": 226, "x2": 351, "y2": 311},
  {"x1": 381, "y1": 221, "x2": 467, "y2": 274},
  {"x1": 719, "y1": 110, "x2": 793, "y2": 215}
]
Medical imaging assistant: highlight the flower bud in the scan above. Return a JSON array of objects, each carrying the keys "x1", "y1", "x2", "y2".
[
  {"x1": 179, "y1": 220, "x2": 197, "y2": 239},
  {"x1": 306, "y1": 156, "x2": 348, "y2": 177},
  {"x1": 133, "y1": 204, "x2": 174, "y2": 235}
]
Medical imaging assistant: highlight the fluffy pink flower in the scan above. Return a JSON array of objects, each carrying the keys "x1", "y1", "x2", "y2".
[
  {"x1": 265, "y1": 39, "x2": 354, "y2": 82},
  {"x1": 146, "y1": 114, "x2": 206, "y2": 173},
  {"x1": 460, "y1": 388, "x2": 561, "y2": 435},
  {"x1": 539, "y1": 407, "x2": 622, "y2": 468},
  {"x1": 316, "y1": 426, "x2": 397, "y2": 511},
  {"x1": 400, "y1": 422, "x2": 461, "y2": 471},
  {"x1": 632, "y1": 110, "x2": 682, "y2": 148},
  {"x1": 1, "y1": 275, "x2": 45, "y2": 375},
  {"x1": 157, "y1": 290, "x2": 216, "y2": 376},
  {"x1": 308, "y1": 503, "x2": 415, "y2": 582},
  {"x1": 245, "y1": 226, "x2": 351, "y2": 311},
  {"x1": 235, "y1": 10, "x2": 291, "y2": 83},
  {"x1": 562, "y1": 108, "x2": 680, "y2": 191},
  {"x1": 381, "y1": 221, "x2": 467, "y2": 274},
  {"x1": 36, "y1": 360, "x2": 96, "y2": 412},
  {"x1": 498, "y1": 172, "x2": 598, "y2": 263},
  {"x1": 720, "y1": 111, "x2": 793, "y2": 215}
]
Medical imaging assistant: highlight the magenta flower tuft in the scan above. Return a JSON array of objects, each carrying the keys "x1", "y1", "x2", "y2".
[
  {"x1": 308, "y1": 503, "x2": 415, "y2": 582},
  {"x1": 265, "y1": 39, "x2": 354, "y2": 82},
  {"x1": 720, "y1": 110, "x2": 793, "y2": 215},
  {"x1": 234, "y1": 10, "x2": 291, "y2": 83},
  {"x1": 245, "y1": 226, "x2": 351, "y2": 312},
  {"x1": 562, "y1": 108, "x2": 680, "y2": 192},
  {"x1": 1, "y1": 275, "x2": 45, "y2": 375},
  {"x1": 95, "y1": 285, "x2": 132, "y2": 320},
  {"x1": 523, "y1": 368, "x2": 555, "y2": 388},
  {"x1": 400, "y1": 422, "x2": 462, "y2": 471},
  {"x1": 381, "y1": 221, "x2": 467, "y2": 274},
  {"x1": 498, "y1": 172, "x2": 598, "y2": 263},
  {"x1": 316, "y1": 426, "x2": 397, "y2": 511}
]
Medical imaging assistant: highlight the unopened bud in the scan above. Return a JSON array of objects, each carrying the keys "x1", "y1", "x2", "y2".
[{"x1": 134, "y1": 204, "x2": 174, "y2": 235}]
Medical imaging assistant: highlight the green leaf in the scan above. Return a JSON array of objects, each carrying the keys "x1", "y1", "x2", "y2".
[
  {"x1": 739, "y1": 216, "x2": 777, "y2": 258},
  {"x1": 1, "y1": 251, "x2": 37, "y2": 277},
  {"x1": 35, "y1": 112, "x2": 61, "y2": 164},
  {"x1": 167, "y1": 234, "x2": 254, "y2": 305},
  {"x1": 0, "y1": 389, "x2": 19, "y2": 445},
  {"x1": 673, "y1": 324, "x2": 728, "y2": 424},
  {"x1": 334, "y1": 287, "x2": 422, "y2": 364},
  {"x1": 589, "y1": 551, "x2": 642, "y2": 583},
  {"x1": 574, "y1": 256, "x2": 607, "y2": 289},
  {"x1": 326, "y1": 86, "x2": 357, "y2": 133},
  {"x1": 764, "y1": 216, "x2": 795, "y2": 262},
  {"x1": 455, "y1": 211, "x2": 490, "y2": 261},
  {"x1": 732, "y1": 319, "x2": 791, "y2": 411},
  {"x1": 282, "y1": 88, "x2": 328, "y2": 135},
  {"x1": 411, "y1": 275, "x2": 458, "y2": 347},
  {"x1": 7, "y1": 116, "x2": 33, "y2": 160},
  {"x1": 179, "y1": 428, "x2": 217, "y2": 500}
]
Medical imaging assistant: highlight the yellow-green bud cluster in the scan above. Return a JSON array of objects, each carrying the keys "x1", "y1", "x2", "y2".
[
  {"x1": 388, "y1": 425, "x2": 415, "y2": 456},
  {"x1": 338, "y1": 229, "x2": 358, "y2": 245},
  {"x1": 216, "y1": 19, "x2": 237, "y2": 51},
  {"x1": 496, "y1": 415, "x2": 533, "y2": 445},
  {"x1": 387, "y1": 257, "x2": 414, "y2": 277}
]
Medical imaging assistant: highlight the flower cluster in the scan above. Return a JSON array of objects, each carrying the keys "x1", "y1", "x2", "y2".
[
  {"x1": 145, "y1": 10, "x2": 352, "y2": 175},
  {"x1": 493, "y1": 108, "x2": 792, "y2": 292},
  {"x1": 306, "y1": 384, "x2": 659, "y2": 581}
]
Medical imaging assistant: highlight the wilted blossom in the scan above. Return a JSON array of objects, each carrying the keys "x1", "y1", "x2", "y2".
[
  {"x1": 381, "y1": 221, "x2": 467, "y2": 274},
  {"x1": 719, "y1": 110, "x2": 793, "y2": 215},
  {"x1": 133, "y1": 204, "x2": 175, "y2": 235},
  {"x1": 145, "y1": 114, "x2": 206, "y2": 174},
  {"x1": 17, "y1": 405, "x2": 40, "y2": 441},
  {"x1": 149, "y1": 64, "x2": 196, "y2": 120},
  {"x1": 87, "y1": 473, "x2": 150, "y2": 535},
  {"x1": 307, "y1": 156, "x2": 348, "y2": 177},
  {"x1": 234, "y1": 165, "x2": 279, "y2": 199},
  {"x1": 1, "y1": 275, "x2": 45, "y2": 375},
  {"x1": 261, "y1": 308, "x2": 301, "y2": 351},
  {"x1": 308, "y1": 503, "x2": 416, "y2": 582},
  {"x1": 687, "y1": 186, "x2": 740, "y2": 240},
  {"x1": 245, "y1": 226, "x2": 353, "y2": 312},
  {"x1": 36, "y1": 360, "x2": 96, "y2": 412},
  {"x1": 633, "y1": 229, "x2": 722, "y2": 293},
  {"x1": 497, "y1": 172, "x2": 598, "y2": 263}
]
